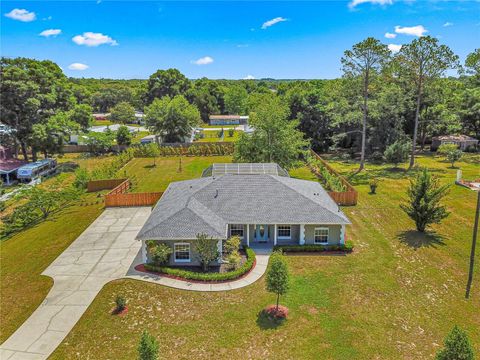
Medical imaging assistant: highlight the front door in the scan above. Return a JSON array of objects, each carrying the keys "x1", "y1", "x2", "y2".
[{"x1": 255, "y1": 225, "x2": 269, "y2": 242}]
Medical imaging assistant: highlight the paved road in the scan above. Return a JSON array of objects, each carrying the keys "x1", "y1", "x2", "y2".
[{"x1": 0, "y1": 207, "x2": 151, "y2": 360}]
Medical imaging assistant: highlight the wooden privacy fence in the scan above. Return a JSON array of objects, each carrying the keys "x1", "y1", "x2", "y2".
[
  {"x1": 87, "y1": 179, "x2": 127, "y2": 192},
  {"x1": 105, "y1": 192, "x2": 163, "y2": 207},
  {"x1": 87, "y1": 178, "x2": 162, "y2": 207},
  {"x1": 310, "y1": 151, "x2": 358, "y2": 206}
]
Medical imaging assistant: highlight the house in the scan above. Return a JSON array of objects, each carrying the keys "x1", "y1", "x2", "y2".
[
  {"x1": 140, "y1": 135, "x2": 156, "y2": 144},
  {"x1": 92, "y1": 113, "x2": 110, "y2": 121},
  {"x1": 209, "y1": 115, "x2": 249, "y2": 126},
  {"x1": 136, "y1": 163, "x2": 351, "y2": 266},
  {"x1": 431, "y1": 135, "x2": 479, "y2": 151},
  {"x1": 69, "y1": 125, "x2": 139, "y2": 145},
  {"x1": 0, "y1": 146, "x2": 27, "y2": 186}
]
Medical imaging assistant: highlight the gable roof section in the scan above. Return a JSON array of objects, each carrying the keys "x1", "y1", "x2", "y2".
[{"x1": 136, "y1": 174, "x2": 351, "y2": 241}]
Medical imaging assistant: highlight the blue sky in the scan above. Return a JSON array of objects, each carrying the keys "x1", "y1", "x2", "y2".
[{"x1": 2, "y1": 1, "x2": 479, "y2": 79}]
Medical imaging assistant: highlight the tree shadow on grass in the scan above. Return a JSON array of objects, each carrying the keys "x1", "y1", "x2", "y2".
[
  {"x1": 57, "y1": 161, "x2": 79, "y2": 173},
  {"x1": 397, "y1": 230, "x2": 446, "y2": 250},
  {"x1": 256, "y1": 310, "x2": 286, "y2": 330},
  {"x1": 143, "y1": 164, "x2": 156, "y2": 169}
]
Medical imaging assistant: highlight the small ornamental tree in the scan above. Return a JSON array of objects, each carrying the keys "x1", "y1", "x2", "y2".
[
  {"x1": 138, "y1": 330, "x2": 159, "y2": 360},
  {"x1": 195, "y1": 233, "x2": 219, "y2": 272},
  {"x1": 225, "y1": 235, "x2": 242, "y2": 270},
  {"x1": 116, "y1": 125, "x2": 132, "y2": 146},
  {"x1": 400, "y1": 168, "x2": 450, "y2": 232},
  {"x1": 110, "y1": 101, "x2": 135, "y2": 124},
  {"x1": 435, "y1": 326, "x2": 474, "y2": 360},
  {"x1": 145, "y1": 143, "x2": 160, "y2": 167},
  {"x1": 266, "y1": 251, "x2": 289, "y2": 311},
  {"x1": 384, "y1": 140, "x2": 410, "y2": 168},
  {"x1": 438, "y1": 144, "x2": 462, "y2": 168}
]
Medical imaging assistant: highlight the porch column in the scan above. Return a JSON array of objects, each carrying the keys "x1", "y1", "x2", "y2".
[
  {"x1": 274, "y1": 224, "x2": 277, "y2": 246},
  {"x1": 340, "y1": 225, "x2": 345, "y2": 245},
  {"x1": 6, "y1": 172, "x2": 10, "y2": 185},
  {"x1": 246, "y1": 224, "x2": 250, "y2": 247},
  {"x1": 299, "y1": 224, "x2": 305, "y2": 245},
  {"x1": 141, "y1": 240, "x2": 147, "y2": 264}
]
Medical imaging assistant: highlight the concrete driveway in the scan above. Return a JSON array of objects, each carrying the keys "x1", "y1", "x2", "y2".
[{"x1": 0, "y1": 207, "x2": 151, "y2": 360}]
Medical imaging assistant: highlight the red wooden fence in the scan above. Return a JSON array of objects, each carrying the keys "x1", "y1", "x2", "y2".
[
  {"x1": 87, "y1": 179, "x2": 127, "y2": 192},
  {"x1": 104, "y1": 192, "x2": 163, "y2": 207}
]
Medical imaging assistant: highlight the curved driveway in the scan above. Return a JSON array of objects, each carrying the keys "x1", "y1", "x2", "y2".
[{"x1": 0, "y1": 207, "x2": 270, "y2": 360}]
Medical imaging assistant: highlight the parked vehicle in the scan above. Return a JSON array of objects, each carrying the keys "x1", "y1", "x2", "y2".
[{"x1": 16, "y1": 159, "x2": 57, "y2": 183}]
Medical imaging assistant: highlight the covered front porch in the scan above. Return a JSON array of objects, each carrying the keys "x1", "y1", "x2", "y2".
[{"x1": 228, "y1": 223, "x2": 346, "y2": 248}]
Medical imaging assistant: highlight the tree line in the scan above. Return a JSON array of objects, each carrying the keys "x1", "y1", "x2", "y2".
[{"x1": 1, "y1": 37, "x2": 478, "y2": 167}]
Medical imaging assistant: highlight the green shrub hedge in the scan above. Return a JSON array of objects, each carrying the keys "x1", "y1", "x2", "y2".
[
  {"x1": 273, "y1": 241, "x2": 354, "y2": 253},
  {"x1": 144, "y1": 246, "x2": 256, "y2": 282}
]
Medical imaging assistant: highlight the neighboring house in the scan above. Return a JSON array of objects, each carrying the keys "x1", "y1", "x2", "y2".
[
  {"x1": 431, "y1": 135, "x2": 479, "y2": 151},
  {"x1": 140, "y1": 135, "x2": 156, "y2": 144},
  {"x1": 209, "y1": 115, "x2": 249, "y2": 126},
  {"x1": 69, "y1": 125, "x2": 139, "y2": 145},
  {"x1": 136, "y1": 163, "x2": 351, "y2": 266},
  {"x1": 92, "y1": 113, "x2": 110, "y2": 121},
  {"x1": 134, "y1": 111, "x2": 145, "y2": 125},
  {"x1": 0, "y1": 146, "x2": 27, "y2": 185}
]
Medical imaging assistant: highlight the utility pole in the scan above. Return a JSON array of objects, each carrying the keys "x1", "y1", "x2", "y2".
[{"x1": 466, "y1": 190, "x2": 480, "y2": 299}]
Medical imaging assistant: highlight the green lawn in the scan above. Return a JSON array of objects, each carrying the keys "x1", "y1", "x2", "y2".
[
  {"x1": 196, "y1": 129, "x2": 241, "y2": 143},
  {"x1": 121, "y1": 156, "x2": 232, "y2": 192},
  {"x1": 199, "y1": 123, "x2": 238, "y2": 129},
  {"x1": 49, "y1": 153, "x2": 479, "y2": 359}
]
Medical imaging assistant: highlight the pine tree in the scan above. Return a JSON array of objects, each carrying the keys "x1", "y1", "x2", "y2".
[
  {"x1": 138, "y1": 330, "x2": 159, "y2": 360},
  {"x1": 436, "y1": 326, "x2": 474, "y2": 360}
]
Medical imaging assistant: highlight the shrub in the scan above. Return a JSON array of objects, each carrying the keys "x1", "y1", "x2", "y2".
[
  {"x1": 436, "y1": 325, "x2": 474, "y2": 360},
  {"x1": 195, "y1": 233, "x2": 219, "y2": 272},
  {"x1": 224, "y1": 235, "x2": 242, "y2": 270},
  {"x1": 273, "y1": 242, "x2": 354, "y2": 253},
  {"x1": 228, "y1": 128, "x2": 235, "y2": 137},
  {"x1": 437, "y1": 143, "x2": 458, "y2": 155},
  {"x1": 400, "y1": 168, "x2": 450, "y2": 232},
  {"x1": 138, "y1": 330, "x2": 159, "y2": 360},
  {"x1": 144, "y1": 247, "x2": 255, "y2": 281},
  {"x1": 264, "y1": 304, "x2": 289, "y2": 320},
  {"x1": 116, "y1": 125, "x2": 132, "y2": 145},
  {"x1": 146, "y1": 241, "x2": 173, "y2": 266},
  {"x1": 370, "y1": 151, "x2": 384, "y2": 163},
  {"x1": 369, "y1": 178, "x2": 379, "y2": 194},
  {"x1": 115, "y1": 295, "x2": 126, "y2": 312},
  {"x1": 0, "y1": 201, "x2": 6, "y2": 212},
  {"x1": 384, "y1": 140, "x2": 410, "y2": 167},
  {"x1": 73, "y1": 168, "x2": 90, "y2": 189},
  {"x1": 446, "y1": 148, "x2": 463, "y2": 168}
]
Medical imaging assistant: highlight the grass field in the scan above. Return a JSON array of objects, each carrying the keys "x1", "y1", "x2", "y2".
[
  {"x1": 48, "y1": 153, "x2": 479, "y2": 359},
  {"x1": 0, "y1": 153, "x2": 119, "y2": 342},
  {"x1": 196, "y1": 129, "x2": 241, "y2": 143},
  {"x1": 121, "y1": 156, "x2": 232, "y2": 192}
]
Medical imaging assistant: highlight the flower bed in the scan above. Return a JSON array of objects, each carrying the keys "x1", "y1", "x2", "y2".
[
  {"x1": 273, "y1": 241, "x2": 354, "y2": 253},
  {"x1": 143, "y1": 246, "x2": 256, "y2": 282}
]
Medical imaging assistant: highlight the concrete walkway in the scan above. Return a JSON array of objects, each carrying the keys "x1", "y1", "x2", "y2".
[
  {"x1": 0, "y1": 207, "x2": 151, "y2": 360},
  {"x1": 0, "y1": 207, "x2": 270, "y2": 359},
  {"x1": 126, "y1": 251, "x2": 270, "y2": 292}
]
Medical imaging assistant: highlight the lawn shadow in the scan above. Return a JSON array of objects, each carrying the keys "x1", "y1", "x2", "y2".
[
  {"x1": 397, "y1": 230, "x2": 446, "y2": 250},
  {"x1": 143, "y1": 164, "x2": 157, "y2": 169},
  {"x1": 57, "y1": 161, "x2": 79, "y2": 173},
  {"x1": 256, "y1": 310, "x2": 286, "y2": 330}
]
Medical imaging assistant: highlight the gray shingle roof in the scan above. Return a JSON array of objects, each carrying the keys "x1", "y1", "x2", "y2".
[{"x1": 136, "y1": 172, "x2": 351, "y2": 241}]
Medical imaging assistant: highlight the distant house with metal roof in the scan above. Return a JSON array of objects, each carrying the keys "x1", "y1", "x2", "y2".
[
  {"x1": 136, "y1": 163, "x2": 350, "y2": 266},
  {"x1": 209, "y1": 115, "x2": 249, "y2": 126},
  {"x1": 0, "y1": 146, "x2": 27, "y2": 185},
  {"x1": 431, "y1": 135, "x2": 479, "y2": 151}
]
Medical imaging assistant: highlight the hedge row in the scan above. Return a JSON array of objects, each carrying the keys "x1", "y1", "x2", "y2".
[
  {"x1": 144, "y1": 246, "x2": 256, "y2": 282},
  {"x1": 273, "y1": 241, "x2": 354, "y2": 253}
]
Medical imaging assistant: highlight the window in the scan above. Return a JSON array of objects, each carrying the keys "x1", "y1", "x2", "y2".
[
  {"x1": 174, "y1": 243, "x2": 190, "y2": 262},
  {"x1": 230, "y1": 224, "x2": 244, "y2": 238},
  {"x1": 277, "y1": 225, "x2": 291, "y2": 239},
  {"x1": 314, "y1": 228, "x2": 329, "y2": 244}
]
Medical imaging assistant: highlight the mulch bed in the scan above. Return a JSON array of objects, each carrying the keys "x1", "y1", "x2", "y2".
[
  {"x1": 134, "y1": 258, "x2": 256, "y2": 284},
  {"x1": 111, "y1": 306, "x2": 129, "y2": 316}
]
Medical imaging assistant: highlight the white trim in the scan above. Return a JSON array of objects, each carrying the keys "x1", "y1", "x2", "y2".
[
  {"x1": 340, "y1": 225, "x2": 345, "y2": 245},
  {"x1": 174, "y1": 243, "x2": 191, "y2": 263},
  {"x1": 277, "y1": 225, "x2": 291, "y2": 240},
  {"x1": 246, "y1": 224, "x2": 250, "y2": 247},
  {"x1": 229, "y1": 224, "x2": 245, "y2": 239},
  {"x1": 274, "y1": 224, "x2": 277, "y2": 245},
  {"x1": 314, "y1": 227, "x2": 329, "y2": 244},
  {"x1": 299, "y1": 224, "x2": 305, "y2": 245},
  {"x1": 141, "y1": 240, "x2": 147, "y2": 263}
]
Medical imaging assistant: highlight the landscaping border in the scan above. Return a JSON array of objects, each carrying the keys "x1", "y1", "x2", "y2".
[
  {"x1": 142, "y1": 246, "x2": 256, "y2": 282},
  {"x1": 273, "y1": 242, "x2": 354, "y2": 254}
]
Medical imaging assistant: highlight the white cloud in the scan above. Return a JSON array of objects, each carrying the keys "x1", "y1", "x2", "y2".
[
  {"x1": 349, "y1": 0, "x2": 393, "y2": 9},
  {"x1": 237, "y1": 44, "x2": 249, "y2": 48},
  {"x1": 394, "y1": 25, "x2": 428, "y2": 37},
  {"x1": 39, "y1": 29, "x2": 61, "y2": 37},
  {"x1": 388, "y1": 44, "x2": 402, "y2": 53},
  {"x1": 4, "y1": 8, "x2": 36, "y2": 22},
  {"x1": 385, "y1": 32, "x2": 397, "y2": 39},
  {"x1": 243, "y1": 75, "x2": 255, "y2": 80},
  {"x1": 443, "y1": 22, "x2": 453, "y2": 27},
  {"x1": 261, "y1": 17, "x2": 287, "y2": 29},
  {"x1": 72, "y1": 32, "x2": 118, "y2": 47},
  {"x1": 68, "y1": 63, "x2": 89, "y2": 71},
  {"x1": 191, "y1": 56, "x2": 214, "y2": 65}
]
